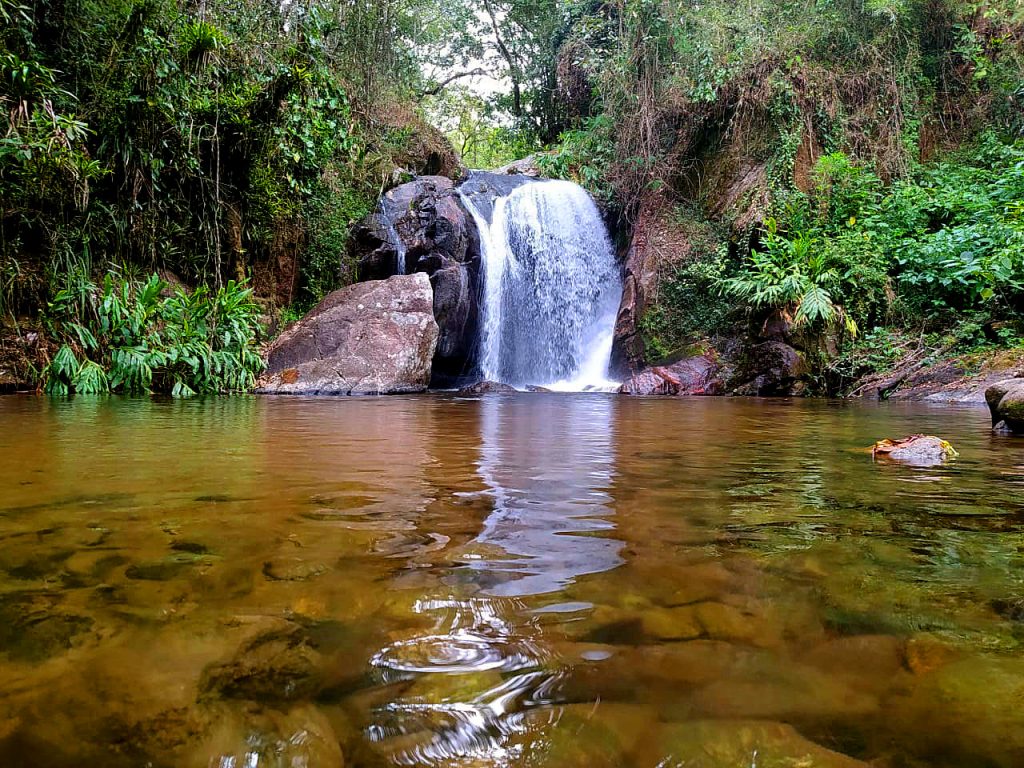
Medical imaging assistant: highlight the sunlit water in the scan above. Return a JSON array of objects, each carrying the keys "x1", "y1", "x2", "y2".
[{"x1": 2, "y1": 394, "x2": 1024, "y2": 767}]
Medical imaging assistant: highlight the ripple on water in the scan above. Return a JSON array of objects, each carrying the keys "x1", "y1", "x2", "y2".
[{"x1": 367, "y1": 597, "x2": 563, "y2": 766}]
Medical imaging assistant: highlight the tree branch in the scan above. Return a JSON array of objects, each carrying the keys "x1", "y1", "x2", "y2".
[{"x1": 417, "y1": 68, "x2": 488, "y2": 99}]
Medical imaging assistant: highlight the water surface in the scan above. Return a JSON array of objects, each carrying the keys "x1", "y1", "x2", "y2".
[{"x1": 1, "y1": 394, "x2": 1023, "y2": 767}]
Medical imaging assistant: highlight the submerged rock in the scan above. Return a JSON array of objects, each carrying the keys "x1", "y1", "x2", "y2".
[
  {"x1": 200, "y1": 619, "x2": 322, "y2": 702},
  {"x1": 639, "y1": 720, "x2": 870, "y2": 767},
  {"x1": 889, "y1": 657, "x2": 1024, "y2": 767},
  {"x1": 619, "y1": 355, "x2": 723, "y2": 396},
  {"x1": 872, "y1": 435, "x2": 958, "y2": 464},
  {"x1": 258, "y1": 274, "x2": 438, "y2": 395},
  {"x1": 986, "y1": 378, "x2": 1024, "y2": 432}
]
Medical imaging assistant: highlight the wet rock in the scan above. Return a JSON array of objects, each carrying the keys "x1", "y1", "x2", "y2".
[
  {"x1": 889, "y1": 657, "x2": 1024, "y2": 767},
  {"x1": 262, "y1": 558, "x2": 328, "y2": 582},
  {"x1": 258, "y1": 273, "x2": 438, "y2": 395},
  {"x1": 618, "y1": 355, "x2": 724, "y2": 396},
  {"x1": 200, "y1": 619, "x2": 323, "y2": 702},
  {"x1": 352, "y1": 175, "x2": 482, "y2": 381},
  {"x1": 609, "y1": 203, "x2": 663, "y2": 376},
  {"x1": 458, "y1": 380, "x2": 517, "y2": 395},
  {"x1": 730, "y1": 340, "x2": 807, "y2": 396},
  {"x1": 524, "y1": 384, "x2": 552, "y2": 392},
  {"x1": 456, "y1": 170, "x2": 536, "y2": 221},
  {"x1": 871, "y1": 435, "x2": 958, "y2": 465},
  {"x1": 0, "y1": 594, "x2": 94, "y2": 661},
  {"x1": 353, "y1": 176, "x2": 471, "y2": 280},
  {"x1": 638, "y1": 720, "x2": 870, "y2": 767},
  {"x1": 430, "y1": 262, "x2": 475, "y2": 368},
  {"x1": 986, "y1": 379, "x2": 1024, "y2": 432}
]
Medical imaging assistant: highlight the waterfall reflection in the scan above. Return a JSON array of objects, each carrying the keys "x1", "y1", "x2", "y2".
[
  {"x1": 469, "y1": 394, "x2": 623, "y2": 596},
  {"x1": 368, "y1": 394, "x2": 623, "y2": 766}
]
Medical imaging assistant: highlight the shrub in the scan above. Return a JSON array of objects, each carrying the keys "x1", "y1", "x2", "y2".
[{"x1": 43, "y1": 273, "x2": 263, "y2": 396}]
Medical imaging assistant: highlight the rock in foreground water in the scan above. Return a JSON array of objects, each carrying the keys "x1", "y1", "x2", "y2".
[
  {"x1": 258, "y1": 274, "x2": 438, "y2": 395},
  {"x1": 640, "y1": 720, "x2": 870, "y2": 767},
  {"x1": 986, "y1": 378, "x2": 1024, "y2": 432},
  {"x1": 871, "y1": 435, "x2": 958, "y2": 464}
]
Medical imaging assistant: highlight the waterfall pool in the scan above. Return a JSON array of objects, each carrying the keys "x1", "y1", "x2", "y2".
[{"x1": 1, "y1": 393, "x2": 1022, "y2": 767}]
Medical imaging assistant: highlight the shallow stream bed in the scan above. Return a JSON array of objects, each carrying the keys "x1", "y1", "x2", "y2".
[{"x1": 1, "y1": 394, "x2": 1023, "y2": 767}]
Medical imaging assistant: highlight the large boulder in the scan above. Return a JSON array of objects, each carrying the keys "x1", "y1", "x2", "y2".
[
  {"x1": 351, "y1": 175, "x2": 488, "y2": 383},
  {"x1": 986, "y1": 379, "x2": 1024, "y2": 432},
  {"x1": 353, "y1": 176, "x2": 472, "y2": 281},
  {"x1": 619, "y1": 354, "x2": 723, "y2": 396},
  {"x1": 730, "y1": 340, "x2": 807, "y2": 396},
  {"x1": 257, "y1": 274, "x2": 438, "y2": 395}
]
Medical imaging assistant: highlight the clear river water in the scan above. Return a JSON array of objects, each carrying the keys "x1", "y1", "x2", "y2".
[{"x1": 1, "y1": 393, "x2": 1023, "y2": 767}]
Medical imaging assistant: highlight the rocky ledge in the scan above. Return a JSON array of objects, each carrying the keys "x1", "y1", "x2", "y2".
[{"x1": 257, "y1": 273, "x2": 438, "y2": 396}]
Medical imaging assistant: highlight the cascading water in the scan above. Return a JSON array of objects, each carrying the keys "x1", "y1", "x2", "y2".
[{"x1": 459, "y1": 178, "x2": 622, "y2": 391}]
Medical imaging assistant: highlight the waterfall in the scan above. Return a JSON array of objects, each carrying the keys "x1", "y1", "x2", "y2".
[{"x1": 459, "y1": 178, "x2": 622, "y2": 391}]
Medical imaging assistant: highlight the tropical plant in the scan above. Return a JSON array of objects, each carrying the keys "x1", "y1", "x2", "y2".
[
  {"x1": 43, "y1": 273, "x2": 263, "y2": 396},
  {"x1": 720, "y1": 218, "x2": 857, "y2": 334}
]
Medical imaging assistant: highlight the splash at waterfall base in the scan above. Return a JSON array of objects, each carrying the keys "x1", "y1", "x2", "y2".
[{"x1": 260, "y1": 169, "x2": 811, "y2": 397}]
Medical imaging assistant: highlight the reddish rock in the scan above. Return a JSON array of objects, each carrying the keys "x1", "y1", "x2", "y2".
[{"x1": 619, "y1": 355, "x2": 723, "y2": 396}]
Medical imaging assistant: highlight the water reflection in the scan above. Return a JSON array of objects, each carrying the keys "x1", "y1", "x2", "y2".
[
  {"x1": 468, "y1": 394, "x2": 623, "y2": 597},
  {"x1": 368, "y1": 394, "x2": 623, "y2": 766}
]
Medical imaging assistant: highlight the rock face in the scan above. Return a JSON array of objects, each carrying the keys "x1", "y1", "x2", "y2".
[
  {"x1": 609, "y1": 198, "x2": 663, "y2": 377},
  {"x1": 730, "y1": 340, "x2": 807, "y2": 396},
  {"x1": 350, "y1": 176, "x2": 477, "y2": 382},
  {"x1": 257, "y1": 274, "x2": 438, "y2": 395},
  {"x1": 986, "y1": 379, "x2": 1024, "y2": 431},
  {"x1": 619, "y1": 355, "x2": 723, "y2": 396}
]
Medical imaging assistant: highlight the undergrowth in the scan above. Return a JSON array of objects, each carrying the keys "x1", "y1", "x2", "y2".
[{"x1": 43, "y1": 273, "x2": 263, "y2": 396}]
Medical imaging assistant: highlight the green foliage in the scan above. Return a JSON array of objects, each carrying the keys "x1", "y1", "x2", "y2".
[
  {"x1": 1, "y1": 0, "x2": 433, "y2": 320},
  {"x1": 43, "y1": 273, "x2": 263, "y2": 396},
  {"x1": 641, "y1": 250, "x2": 730, "y2": 361},
  {"x1": 537, "y1": 115, "x2": 616, "y2": 202},
  {"x1": 721, "y1": 218, "x2": 857, "y2": 335}
]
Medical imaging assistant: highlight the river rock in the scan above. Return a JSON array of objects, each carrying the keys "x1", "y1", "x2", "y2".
[
  {"x1": 888, "y1": 657, "x2": 1024, "y2": 766},
  {"x1": 731, "y1": 340, "x2": 807, "y2": 396},
  {"x1": 638, "y1": 720, "x2": 870, "y2": 767},
  {"x1": 458, "y1": 380, "x2": 517, "y2": 394},
  {"x1": 200, "y1": 619, "x2": 323, "y2": 702},
  {"x1": 619, "y1": 355, "x2": 723, "y2": 396},
  {"x1": 258, "y1": 274, "x2": 438, "y2": 395},
  {"x1": 871, "y1": 435, "x2": 958, "y2": 464},
  {"x1": 986, "y1": 379, "x2": 1024, "y2": 432}
]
